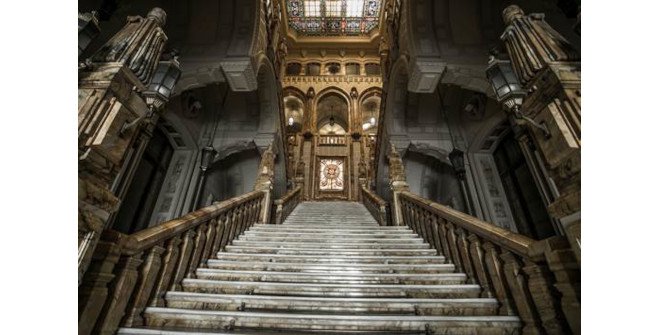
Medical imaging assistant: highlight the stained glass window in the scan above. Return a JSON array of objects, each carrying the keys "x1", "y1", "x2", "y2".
[
  {"x1": 286, "y1": 0, "x2": 382, "y2": 36},
  {"x1": 319, "y1": 158, "x2": 344, "y2": 191}
]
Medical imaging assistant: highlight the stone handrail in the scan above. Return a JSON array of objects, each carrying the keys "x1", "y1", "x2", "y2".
[
  {"x1": 360, "y1": 186, "x2": 389, "y2": 226},
  {"x1": 79, "y1": 189, "x2": 268, "y2": 335},
  {"x1": 397, "y1": 190, "x2": 580, "y2": 334},
  {"x1": 272, "y1": 186, "x2": 302, "y2": 224}
]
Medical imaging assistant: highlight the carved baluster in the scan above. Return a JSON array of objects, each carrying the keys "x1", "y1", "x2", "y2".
[
  {"x1": 123, "y1": 245, "x2": 165, "y2": 327},
  {"x1": 79, "y1": 241, "x2": 121, "y2": 335},
  {"x1": 212, "y1": 216, "x2": 226, "y2": 255},
  {"x1": 467, "y1": 234, "x2": 494, "y2": 298},
  {"x1": 421, "y1": 211, "x2": 434, "y2": 249},
  {"x1": 446, "y1": 223, "x2": 464, "y2": 273},
  {"x1": 482, "y1": 242, "x2": 515, "y2": 315},
  {"x1": 169, "y1": 230, "x2": 196, "y2": 290},
  {"x1": 94, "y1": 253, "x2": 143, "y2": 334},
  {"x1": 436, "y1": 218, "x2": 452, "y2": 262},
  {"x1": 149, "y1": 236, "x2": 181, "y2": 307},
  {"x1": 227, "y1": 208, "x2": 238, "y2": 242},
  {"x1": 430, "y1": 215, "x2": 443, "y2": 257},
  {"x1": 455, "y1": 227, "x2": 476, "y2": 284},
  {"x1": 186, "y1": 223, "x2": 208, "y2": 278},
  {"x1": 408, "y1": 204, "x2": 418, "y2": 234},
  {"x1": 236, "y1": 204, "x2": 247, "y2": 236},
  {"x1": 200, "y1": 219, "x2": 218, "y2": 266},
  {"x1": 400, "y1": 201, "x2": 409, "y2": 227},
  {"x1": 523, "y1": 260, "x2": 568, "y2": 334},
  {"x1": 219, "y1": 213, "x2": 232, "y2": 250},
  {"x1": 500, "y1": 251, "x2": 543, "y2": 334}
]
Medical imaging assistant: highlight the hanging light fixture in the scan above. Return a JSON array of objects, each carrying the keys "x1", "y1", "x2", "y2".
[{"x1": 329, "y1": 104, "x2": 336, "y2": 127}]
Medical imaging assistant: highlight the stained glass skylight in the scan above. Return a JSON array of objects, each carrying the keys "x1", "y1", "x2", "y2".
[{"x1": 286, "y1": 0, "x2": 382, "y2": 36}]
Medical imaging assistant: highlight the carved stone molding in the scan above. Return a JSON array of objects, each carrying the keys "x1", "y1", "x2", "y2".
[
  {"x1": 220, "y1": 58, "x2": 258, "y2": 92},
  {"x1": 407, "y1": 58, "x2": 446, "y2": 93}
]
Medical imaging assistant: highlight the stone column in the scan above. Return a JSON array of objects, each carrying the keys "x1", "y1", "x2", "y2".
[
  {"x1": 500, "y1": 5, "x2": 581, "y2": 262},
  {"x1": 387, "y1": 144, "x2": 409, "y2": 226},
  {"x1": 78, "y1": 8, "x2": 170, "y2": 282},
  {"x1": 254, "y1": 145, "x2": 275, "y2": 224}
]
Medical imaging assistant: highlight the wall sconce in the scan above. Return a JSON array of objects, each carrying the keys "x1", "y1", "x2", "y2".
[{"x1": 486, "y1": 55, "x2": 551, "y2": 139}]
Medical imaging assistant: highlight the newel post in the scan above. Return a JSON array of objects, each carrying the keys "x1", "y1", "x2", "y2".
[
  {"x1": 254, "y1": 145, "x2": 275, "y2": 224},
  {"x1": 387, "y1": 144, "x2": 409, "y2": 226},
  {"x1": 78, "y1": 7, "x2": 173, "y2": 282},
  {"x1": 499, "y1": 5, "x2": 581, "y2": 263}
]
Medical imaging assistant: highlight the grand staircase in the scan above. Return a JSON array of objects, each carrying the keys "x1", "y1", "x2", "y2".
[{"x1": 119, "y1": 202, "x2": 520, "y2": 334}]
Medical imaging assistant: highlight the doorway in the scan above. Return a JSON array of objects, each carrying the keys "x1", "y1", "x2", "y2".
[{"x1": 493, "y1": 132, "x2": 554, "y2": 239}]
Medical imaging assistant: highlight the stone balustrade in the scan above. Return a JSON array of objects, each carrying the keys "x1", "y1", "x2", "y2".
[
  {"x1": 79, "y1": 189, "x2": 269, "y2": 335},
  {"x1": 272, "y1": 186, "x2": 302, "y2": 224},
  {"x1": 395, "y1": 191, "x2": 580, "y2": 334}
]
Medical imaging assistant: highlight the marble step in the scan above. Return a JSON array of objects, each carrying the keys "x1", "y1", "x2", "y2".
[
  {"x1": 249, "y1": 227, "x2": 410, "y2": 232},
  {"x1": 238, "y1": 236, "x2": 424, "y2": 243},
  {"x1": 164, "y1": 291, "x2": 499, "y2": 315},
  {"x1": 230, "y1": 240, "x2": 430, "y2": 249},
  {"x1": 242, "y1": 231, "x2": 419, "y2": 238},
  {"x1": 141, "y1": 308, "x2": 520, "y2": 333},
  {"x1": 182, "y1": 279, "x2": 482, "y2": 298},
  {"x1": 206, "y1": 259, "x2": 453, "y2": 274},
  {"x1": 119, "y1": 328, "x2": 426, "y2": 335},
  {"x1": 195, "y1": 268, "x2": 467, "y2": 285},
  {"x1": 215, "y1": 252, "x2": 445, "y2": 264},
  {"x1": 224, "y1": 246, "x2": 437, "y2": 256}
]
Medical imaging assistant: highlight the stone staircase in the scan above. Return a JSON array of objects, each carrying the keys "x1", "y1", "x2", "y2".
[{"x1": 118, "y1": 202, "x2": 520, "y2": 334}]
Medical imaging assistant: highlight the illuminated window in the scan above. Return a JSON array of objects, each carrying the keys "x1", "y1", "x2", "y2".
[
  {"x1": 346, "y1": 0, "x2": 364, "y2": 17},
  {"x1": 325, "y1": 0, "x2": 342, "y2": 17},
  {"x1": 304, "y1": 0, "x2": 321, "y2": 16},
  {"x1": 286, "y1": 0, "x2": 381, "y2": 36}
]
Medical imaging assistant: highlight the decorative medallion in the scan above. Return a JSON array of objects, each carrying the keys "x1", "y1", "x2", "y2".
[{"x1": 319, "y1": 158, "x2": 344, "y2": 191}]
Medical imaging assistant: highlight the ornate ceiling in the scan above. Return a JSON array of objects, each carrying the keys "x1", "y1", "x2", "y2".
[{"x1": 285, "y1": 0, "x2": 382, "y2": 37}]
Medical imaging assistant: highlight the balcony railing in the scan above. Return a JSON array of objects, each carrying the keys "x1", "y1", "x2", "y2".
[{"x1": 318, "y1": 135, "x2": 347, "y2": 146}]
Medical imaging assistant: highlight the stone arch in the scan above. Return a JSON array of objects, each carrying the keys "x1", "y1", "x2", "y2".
[
  {"x1": 283, "y1": 87, "x2": 306, "y2": 133},
  {"x1": 314, "y1": 87, "x2": 352, "y2": 133},
  {"x1": 358, "y1": 87, "x2": 382, "y2": 134}
]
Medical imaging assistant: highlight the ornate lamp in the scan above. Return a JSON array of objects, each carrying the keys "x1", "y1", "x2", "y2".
[
  {"x1": 486, "y1": 54, "x2": 551, "y2": 138},
  {"x1": 448, "y1": 148, "x2": 466, "y2": 179},
  {"x1": 143, "y1": 56, "x2": 182, "y2": 110},
  {"x1": 121, "y1": 55, "x2": 181, "y2": 135},
  {"x1": 78, "y1": 12, "x2": 100, "y2": 56},
  {"x1": 199, "y1": 146, "x2": 217, "y2": 172}
]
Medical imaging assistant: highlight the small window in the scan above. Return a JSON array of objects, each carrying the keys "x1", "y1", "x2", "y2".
[
  {"x1": 365, "y1": 63, "x2": 381, "y2": 75},
  {"x1": 345, "y1": 63, "x2": 360, "y2": 75},
  {"x1": 307, "y1": 63, "x2": 321, "y2": 76},
  {"x1": 285, "y1": 63, "x2": 302, "y2": 75},
  {"x1": 325, "y1": 63, "x2": 341, "y2": 75}
]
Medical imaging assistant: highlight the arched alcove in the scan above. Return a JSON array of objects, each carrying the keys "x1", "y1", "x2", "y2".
[{"x1": 315, "y1": 91, "x2": 350, "y2": 134}]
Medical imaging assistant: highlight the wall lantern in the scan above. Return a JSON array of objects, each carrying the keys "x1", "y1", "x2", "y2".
[
  {"x1": 199, "y1": 146, "x2": 217, "y2": 173},
  {"x1": 143, "y1": 56, "x2": 182, "y2": 110},
  {"x1": 448, "y1": 148, "x2": 466, "y2": 179},
  {"x1": 121, "y1": 55, "x2": 181, "y2": 136},
  {"x1": 288, "y1": 117, "x2": 294, "y2": 126},
  {"x1": 78, "y1": 12, "x2": 100, "y2": 56},
  {"x1": 486, "y1": 54, "x2": 551, "y2": 139}
]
